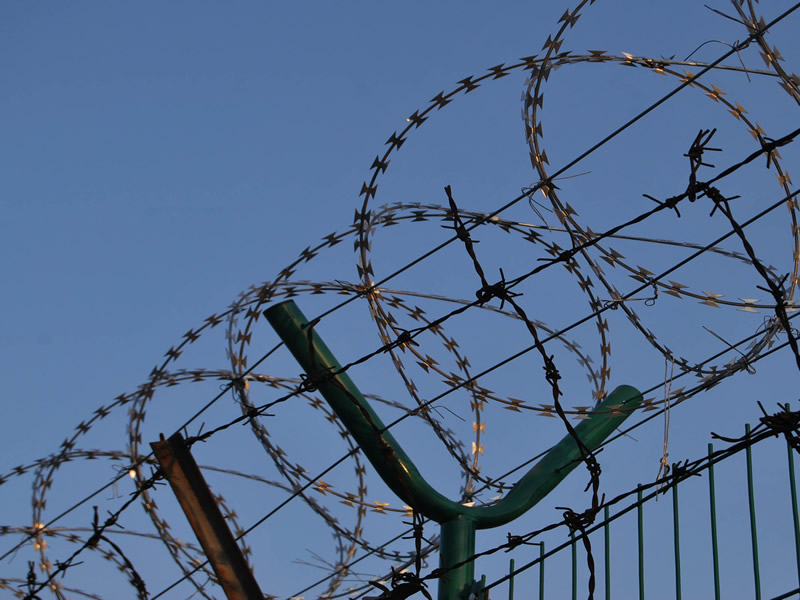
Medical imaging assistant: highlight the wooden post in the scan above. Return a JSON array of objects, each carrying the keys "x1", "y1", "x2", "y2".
[{"x1": 151, "y1": 432, "x2": 264, "y2": 600}]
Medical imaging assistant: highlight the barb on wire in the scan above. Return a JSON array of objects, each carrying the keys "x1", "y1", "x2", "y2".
[
  {"x1": 365, "y1": 567, "x2": 432, "y2": 600},
  {"x1": 364, "y1": 511, "x2": 434, "y2": 600},
  {"x1": 23, "y1": 562, "x2": 42, "y2": 600},
  {"x1": 504, "y1": 533, "x2": 540, "y2": 552},
  {"x1": 685, "y1": 128, "x2": 722, "y2": 203}
]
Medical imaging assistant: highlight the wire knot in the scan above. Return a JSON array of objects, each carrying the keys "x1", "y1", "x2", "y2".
[
  {"x1": 758, "y1": 402, "x2": 800, "y2": 451},
  {"x1": 557, "y1": 506, "x2": 599, "y2": 533},
  {"x1": 299, "y1": 368, "x2": 333, "y2": 393},
  {"x1": 543, "y1": 356, "x2": 562, "y2": 387},
  {"x1": 475, "y1": 269, "x2": 521, "y2": 310},
  {"x1": 382, "y1": 329, "x2": 418, "y2": 353}
]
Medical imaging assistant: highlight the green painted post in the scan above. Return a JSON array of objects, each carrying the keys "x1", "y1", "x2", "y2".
[
  {"x1": 604, "y1": 505, "x2": 611, "y2": 600},
  {"x1": 708, "y1": 444, "x2": 721, "y2": 600},
  {"x1": 745, "y1": 424, "x2": 761, "y2": 600},
  {"x1": 508, "y1": 559, "x2": 515, "y2": 600},
  {"x1": 788, "y1": 436, "x2": 800, "y2": 588},
  {"x1": 672, "y1": 466, "x2": 681, "y2": 600},
  {"x1": 637, "y1": 485, "x2": 645, "y2": 600},
  {"x1": 571, "y1": 531, "x2": 577, "y2": 600},
  {"x1": 440, "y1": 517, "x2": 476, "y2": 600},
  {"x1": 539, "y1": 542, "x2": 545, "y2": 600},
  {"x1": 265, "y1": 300, "x2": 642, "y2": 600}
]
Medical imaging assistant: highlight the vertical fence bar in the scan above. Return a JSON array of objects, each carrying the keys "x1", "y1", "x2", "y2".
[
  {"x1": 571, "y1": 531, "x2": 577, "y2": 600},
  {"x1": 672, "y1": 467, "x2": 682, "y2": 600},
  {"x1": 539, "y1": 542, "x2": 545, "y2": 600},
  {"x1": 745, "y1": 423, "x2": 762, "y2": 600},
  {"x1": 604, "y1": 505, "x2": 611, "y2": 600},
  {"x1": 508, "y1": 559, "x2": 515, "y2": 600},
  {"x1": 638, "y1": 485, "x2": 645, "y2": 600},
  {"x1": 708, "y1": 443, "x2": 721, "y2": 600},
  {"x1": 788, "y1": 435, "x2": 800, "y2": 589}
]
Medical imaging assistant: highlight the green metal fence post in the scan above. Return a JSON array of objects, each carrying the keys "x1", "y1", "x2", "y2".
[
  {"x1": 708, "y1": 444, "x2": 720, "y2": 600},
  {"x1": 440, "y1": 517, "x2": 476, "y2": 600},
  {"x1": 788, "y1": 435, "x2": 800, "y2": 589},
  {"x1": 745, "y1": 423, "x2": 761, "y2": 600},
  {"x1": 539, "y1": 542, "x2": 545, "y2": 600},
  {"x1": 604, "y1": 505, "x2": 611, "y2": 600},
  {"x1": 672, "y1": 465, "x2": 681, "y2": 600},
  {"x1": 265, "y1": 300, "x2": 642, "y2": 600},
  {"x1": 571, "y1": 531, "x2": 577, "y2": 600},
  {"x1": 508, "y1": 559, "x2": 515, "y2": 600},
  {"x1": 638, "y1": 485, "x2": 645, "y2": 600}
]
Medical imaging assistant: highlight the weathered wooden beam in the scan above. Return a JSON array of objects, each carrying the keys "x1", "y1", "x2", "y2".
[{"x1": 151, "y1": 432, "x2": 264, "y2": 600}]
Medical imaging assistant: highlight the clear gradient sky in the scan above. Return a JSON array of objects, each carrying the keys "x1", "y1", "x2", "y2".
[{"x1": 2, "y1": 2, "x2": 800, "y2": 599}]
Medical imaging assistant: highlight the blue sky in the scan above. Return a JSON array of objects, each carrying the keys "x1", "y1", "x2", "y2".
[{"x1": 2, "y1": 2, "x2": 800, "y2": 599}]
